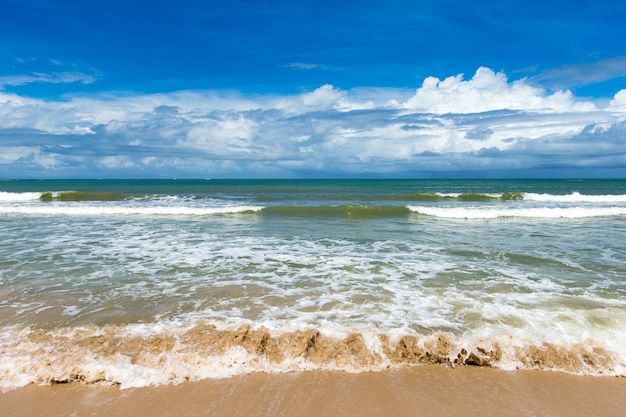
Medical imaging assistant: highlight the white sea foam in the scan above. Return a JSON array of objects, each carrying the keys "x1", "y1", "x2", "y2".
[
  {"x1": 408, "y1": 205, "x2": 626, "y2": 218},
  {"x1": 0, "y1": 191, "x2": 43, "y2": 202},
  {"x1": 435, "y1": 192, "x2": 501, "y2": 198},
  {"x1": 523, "y1": 192, "x2": 626, "y2": 203},
  {"x1": 430, "y1": 191, "x2": 626, "y2": 203}
]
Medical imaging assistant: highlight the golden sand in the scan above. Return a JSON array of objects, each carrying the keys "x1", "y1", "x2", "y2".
[{"x1": 2, "y1": 367, "x2": 625, "y2": 417}]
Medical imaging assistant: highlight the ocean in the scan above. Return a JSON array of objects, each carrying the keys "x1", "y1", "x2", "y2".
[{"x1": 1, "y1": 179, "x2": 625, "y2": 389}]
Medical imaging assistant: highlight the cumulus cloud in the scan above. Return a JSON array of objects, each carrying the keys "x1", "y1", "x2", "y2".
[
  {"x1": 402, "y1": 67, "x2": 597, "y2": 114},
  {"x1": 608, "y1": 89, "x2": 626, "y2": 116},
  {"x1": 1, "y1": 67, "x2": 625, "y2": 178},
  {"x1": 275, "y1": 84, "x2": 374, "y2": 114}
]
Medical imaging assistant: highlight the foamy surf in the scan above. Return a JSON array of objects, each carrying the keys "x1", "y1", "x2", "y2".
[{"x1": 1, "y1": 322, "x2": 624, "y2": 391}]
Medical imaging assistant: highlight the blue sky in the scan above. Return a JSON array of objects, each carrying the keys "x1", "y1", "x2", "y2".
[{"x1": 1, "y1": 0, "x2": 626, "y2": 178}]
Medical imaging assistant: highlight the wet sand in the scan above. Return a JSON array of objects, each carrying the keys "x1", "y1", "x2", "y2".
[{"x1": 2, "y1": 366, "x2": 625, "y2": 417}]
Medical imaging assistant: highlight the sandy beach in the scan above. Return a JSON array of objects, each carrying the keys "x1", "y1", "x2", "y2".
[{"x1": 2, "y1": 366, "x2": 625, "y2": 417}]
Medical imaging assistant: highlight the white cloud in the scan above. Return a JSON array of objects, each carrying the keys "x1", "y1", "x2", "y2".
[
  {"x1": 1, "y1": 67, "x2": 626, "y2": 177},
  {"x1": 0, "y1": 146, "x2": 61, "y2": 169},
  {"x1": 97, "y1": 156, "x2": 136, "y2": 169},
  {"x1": 608, "y1": 89, "x2": 626, "y2": 116},
  {"x1": 275, "y1": 84, "x2": 374, "y2": 114},
  {"x1": 183, "y1": 115, "x2": 260, "y2": 156},
  {"x1": 0, "y1": 146, "x2": 37, "y2": 164},
  {"x1": 402, "y1": 67, "x2": 597, "y2": 114},
  {"x1": 275, "y1": 84, "x2": 344, "y2": 114}
]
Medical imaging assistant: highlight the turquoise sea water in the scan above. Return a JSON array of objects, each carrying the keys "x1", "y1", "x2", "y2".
[{"x1": 1, "y1": 179, "x2": 625, "y2": 388}]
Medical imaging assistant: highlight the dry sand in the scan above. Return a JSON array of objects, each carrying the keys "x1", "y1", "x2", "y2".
[{"x1": 2, "y1": 366, "x2": 625, "y2": 417}]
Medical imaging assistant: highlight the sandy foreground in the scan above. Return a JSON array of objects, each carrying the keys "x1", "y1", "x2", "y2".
[{"x1": 2, "y1": 366, "x2": 625, "y2": 417}]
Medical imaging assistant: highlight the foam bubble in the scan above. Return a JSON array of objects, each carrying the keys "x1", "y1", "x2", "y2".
[{"x1": 62, "y1": 306, "x2": 82, "y2": 316}]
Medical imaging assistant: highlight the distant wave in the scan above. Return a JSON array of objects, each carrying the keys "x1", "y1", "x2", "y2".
[
  {"x1": 408, "y1": 206, "x2": 626, "y2": 219},
  {"x1": 387, "y1": 192, "x2": 626, "y2": 203},
  {"x1": 0, "y1": 190, "x2": 137, "y2": 202},
  {"x1": 260, "y1": 205, "x2": 411, "y2": 218},
  {"x1": 3, "y1": 190, "x2": 626, "y2": 204},
  {"x1": 383, "y1": 192, "x2": 519, "y2": 202},
  {"x1": 524, "y1": 192, "x2": 626, "y2": 203},
  {"x1": 0, "y1": 191, "x2": 44, "y2": 202},
  {"x1": 0, "y1": 205, "x2": 264, "y2": 216},
  {"x1": 0, "y1": 203, "x2": 412, "y2": 219}
]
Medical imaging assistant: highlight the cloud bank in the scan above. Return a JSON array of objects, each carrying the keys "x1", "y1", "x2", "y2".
[{"x1": 1, "y1": 67, "x2": 625, "y2": 178}]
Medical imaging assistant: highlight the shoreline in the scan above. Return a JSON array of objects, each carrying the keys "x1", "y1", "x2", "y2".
[{"x1": 2, "y1": 366, "x2": 626, "y2": 417}]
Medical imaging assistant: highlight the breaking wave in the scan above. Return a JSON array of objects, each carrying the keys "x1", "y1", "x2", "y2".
[
  {"x1": 260, "y1": 205, "x2": 411, "y2": 218},
  {"x1": 0, "y1": 191, "x2": 44, "y2": 202},
  {"x1": 384, "y1": 192, "x2": 521, "y2": 202},
  {"x1": 4, "y1": 190, "x2": 626, "y2": 204},
  {"x1": 386, "y1": 192, "x2": 626, "y2": 203},
  {"x1": 0, "y1": 205, "x2": 263, "y2": 216},
  {"x1": 524, "y1": 192, "x2": 626, "y2": 203},
  {"x1": 408, "y1": 206, "x2": 626, "y2": 219},
  {"x1": 1, "y1": 323, "x2": 623, "y2": 391},
  {"x1": 0, "y1": 190, "x2": 137, "y2": 202}
]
